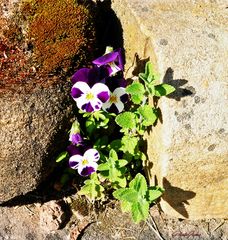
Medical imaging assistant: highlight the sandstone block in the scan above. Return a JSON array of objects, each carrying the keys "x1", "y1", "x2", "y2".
[{"x1": 112, "y1": 0, "x2": 228, "y2": 219}]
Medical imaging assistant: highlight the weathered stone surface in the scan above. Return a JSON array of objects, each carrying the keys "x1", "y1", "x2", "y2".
[
  {"x1": 0, "y1": 0, "x2": 96, "y2": 202},
  {"x1": 112, "y1": 0, "x2": 228, "y2": 219},
  {"x1": 0, "y1": 202, "x2": 69, "y2": 240},
  {"x1": 0, "y1": 82, "x2": 74, "y2": 202}
]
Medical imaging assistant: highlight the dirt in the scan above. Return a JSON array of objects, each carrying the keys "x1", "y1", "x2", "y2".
[{"x1": 0, "y1": 190, "x2": 227, "y2": 240}]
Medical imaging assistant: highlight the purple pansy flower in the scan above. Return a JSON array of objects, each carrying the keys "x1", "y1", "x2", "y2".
[
  {"x1": 92, "y1": 48, "x2": 124, "y2": 77},
  {"x1": 69, "y1": 133, "x2": 83, "y2": 145},
  {"x1": 69, "y1": 121, "x2": 83, "y2": 145},
  {"x1": 71, "y1": 66, "x2": 109, "y2": 86},
  {"x1": 102, "y1": 87, "x2": 128, "y2": 114},
  {"x1": 69, "y1": 148, "x2": 100, "y2": 176},
  {"x1": 71, "y1": 81, "x2": 110, "y2": 112}
]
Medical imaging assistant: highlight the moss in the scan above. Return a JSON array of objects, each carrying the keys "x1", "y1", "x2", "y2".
[{"x1": 24, "y1": 0, "x2": 96, "y2": 73}]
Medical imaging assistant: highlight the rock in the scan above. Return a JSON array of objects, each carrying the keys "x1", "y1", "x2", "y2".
[
  {"x1": 0, "y1": 203, "x2": 69, "y2": 240},
  {"x1": 40, "y1": 200, "x2": 67, "y2": 231},
  {"x1": 0, "y1": 81, "x2": 74, "y2": 202},
  {"x1": 112, "y1": 0, "x2": 228, "y2": 219},
  {"x1": 0, "y1": 0, "x2": 96, "y2": 202}
]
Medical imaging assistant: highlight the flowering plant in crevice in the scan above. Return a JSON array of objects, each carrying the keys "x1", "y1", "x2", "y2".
[{"x1": 56, "y1": 47, "x2": 175, "y2": 223}]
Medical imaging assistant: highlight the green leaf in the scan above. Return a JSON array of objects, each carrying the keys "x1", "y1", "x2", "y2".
[
  {"x1": 139, "y1": 62, "x2": 159, "y2": 83},
  {"x1": 131, "y1": 94, "x2": 144, "y2": 105},
  {"x1": 97, "y1": 163, "x2": 109, "y2": 171},
  {"x1": 115, "y1": 112, "x2": 136, "y2": 129},
  {"x1": 146, "y1": 186, "x2": 164, "y2": 203},
  {"x1": 131, "y1": 200, "x2": 149, "y2": 223},
  {"x1": 129, "y1": 173, "x2": 148, "y2": 196},
  {"x1": 126, "y1": 83, "x2": 145, "y2": 104},
  {"x1": 109, "y1": 139, "x2": 122, "y2": 151},
  {"x1": 117, "y1": 159, "x2": 128, "y2": 168},
  {"x1": 138, "y1": 105, "x2": 158, "y2": 126},
  {"x1": 113, "y1": 188, "x2": 138, "y2": 202},
  {"x1": 126, "y1": 82, "x2": 145, "y2": 95},
  {"x1": 120, "y1": 200, "x2": 132, "y2": 213},
  {"x1": 109, "y1": 149, "x2": 118, "y2": 161},
  {"x1": 120, "y1": 136, "x2": 138, "y2": 155},
  {"x1": 115, "y1": 177, "x2": 127, "y2": 188},
  {"x1": 85, "y1": 119, "x2": 96, "y2": 136},
  {"x1": 56, "y1": 151, "x2": 68, "y2": 163},
  {"x1": 154, "y1": 84, "x2": 175, "y2": 96},
  {"x1": 78, "y1": 173, "x2": 104, "y2": 201}
]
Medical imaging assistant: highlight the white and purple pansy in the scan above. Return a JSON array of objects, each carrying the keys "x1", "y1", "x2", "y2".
[
  {"x1": 92, "y1": 48, "x2": 124, "y2": 77},
  {"x1": 69, "y1": 148, "x2": 100, "y2": 176},
  {"x1": 102, "y1": 87, "x2": 128, "y2": 114},
  {"x1": 71, "y1": 81, "x2": 110, "y2": 112}
]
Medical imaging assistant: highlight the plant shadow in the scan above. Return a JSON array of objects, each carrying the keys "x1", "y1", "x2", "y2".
[
  {"x1": 161, "y1": 178, "x2": 196, "y2": 218},
  {"x1": 163, "y1": 67, "x2": 195, "y2": 101}
]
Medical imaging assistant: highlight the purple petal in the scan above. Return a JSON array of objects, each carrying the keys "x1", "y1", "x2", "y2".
[
  {"x1": 71, "y1": 87, "x2": 84, "y2": 99},
  {"x1": 71, "y1": 68, "x2": 90, "y2": 84},
  {"x1": 67, "y1": 145, "x2": 82, "y2": 156},
  {"x1": 105, "y1": 77, "x2": 127, "y2": 92},
  {"x1": 120, "y1": 93, "x2": 128, "y2": 103},
  {"x1": 107, "y1": 104, "x2": 119, "y2": 114},
  {"x1": 69, "y1": 159, "x2": 78, "y2": 169},
  {"x1": 70, "y1": 133, "x2": 83, "y2": 145},
  {"x1": 97, "y1": 91, "x2": 110, "y2": 103},
  {"x1": 81, "y1": 102, "x2": 94, "y2": 112},
  {"x1": 92, "y1": 52, "x2": 119, "y2": 65},
  {"x1": 116, "y1": 48, "x2": 124, "y2": 71},
  {"x1": 80, "y1": 166, "x2": 96, "y2": 176}
]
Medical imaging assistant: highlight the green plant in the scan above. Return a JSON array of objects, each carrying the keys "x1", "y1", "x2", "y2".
[{"x1": 57, "y1": 47, "x2": 175, "y2": 223}]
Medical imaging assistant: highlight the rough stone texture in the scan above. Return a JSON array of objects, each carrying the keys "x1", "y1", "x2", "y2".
[
  {"x1": 0, "y1": 202, "x2": 69, "y2": 240},
  {"x1": 0, "y1": 82, "x2": 74, "y2": 203},
  {"x1": 1, "y1": 200, "x2": 227, "y2": 240},
  {"x1": 0, "y1": 0, "x2": 95, "y2": 202},
  {"x1": 112, "y1": 0, "x2": 228, "y2": 219}
]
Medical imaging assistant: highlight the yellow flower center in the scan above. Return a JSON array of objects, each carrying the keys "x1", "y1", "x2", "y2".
[
  {"x1": 82, "y1": 159, "x2": 88, "y2": 165},
  {"x1": 110, "y1": 94, "x2": 117, "y2": 103},
  {"x1": 86, "y1": 92, "x2": 94, "y2": 100}
]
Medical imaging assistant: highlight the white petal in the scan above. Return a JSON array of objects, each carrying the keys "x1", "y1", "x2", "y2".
[
  {"x1": 115, "y1": 101, "x2": 124, "y2": 113},
  {"x1": 69, "y1": 155, "x2": 83, "y2": 169},
  {"x1": 72, "y1": 81, "x2": 90, "y2": 93},
  {"x1": 92, "y1": 83, "x2": 110, "y2": 101},
  {"x1": 102, "y1": 101, "x2": 112, "y2": 111},
  {"x1": 84, "y1": 149, "x2": 100, "y2": 162},
  {"x1": 109, "y1": 62, "x2": 121, "y2": 75},
  {"x1": 78, "y1": 161, "x2": 98, "y2": 176},
  {"x1": 75, "y1": 94, "x2": 88, "y2": 110},
  {"x1": 113, "y1": 87, "x2": 126, "y2": 97}
]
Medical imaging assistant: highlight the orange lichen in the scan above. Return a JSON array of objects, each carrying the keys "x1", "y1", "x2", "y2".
[
  {"x1": 26, "y1": 0, "x2": 96, "y2": 73},
  {"x1": 0, "y1": 37, "x2": 36, "y2": 92}
]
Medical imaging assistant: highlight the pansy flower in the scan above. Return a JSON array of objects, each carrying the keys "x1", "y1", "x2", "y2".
[
  {"x1": 71, "y1": 66, "x2": 108, "y2": 86},
  {"x1": 92, "y1": 48, "x2": 124, "y2": 77},
  {"x1": 71, "y1": 81, "x2": 110, "y2": 112},
  {"x1": 102, "y1": 87, "x2": 128, "y2": 114},
  {"x1": 69, "y1": 148, "x2": 100, "y2": 176},
  {"x1": 69, "y1": 120, "x2": 83, "y2": 145},
  {"x1": 69, "y1": 133, "x2": 83, "y2": 145}
]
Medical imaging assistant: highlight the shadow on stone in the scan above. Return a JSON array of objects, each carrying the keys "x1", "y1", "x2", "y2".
[
  {"x1": 0, "y1": 166, "x2": 79, "y2": 207},
  {"x1": 131, "y1": 54, "x2": 150, "y2": 76},
  {"x1": 163, "y1": 67, "x2": 195, "y2": 101},
  {"x1": 95, "y1": 0, "x2": 124, "y2": 55},
  {"x1": 162, "y1": 178, "x2": 196, "y2": 218}
]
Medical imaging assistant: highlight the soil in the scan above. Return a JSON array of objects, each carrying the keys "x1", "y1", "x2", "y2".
[{"x1": 0, "y1": 188, "x2": 227, "y2": 240}]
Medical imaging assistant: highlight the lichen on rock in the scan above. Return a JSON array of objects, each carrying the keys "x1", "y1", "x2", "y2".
[{"x1": 24, "y1": 0, "x2": 96, "y2": 73}]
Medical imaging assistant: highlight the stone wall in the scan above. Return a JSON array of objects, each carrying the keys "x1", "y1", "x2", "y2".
[{"x1": 112, "y1": 0, "x2": 228, "y2": 219}]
